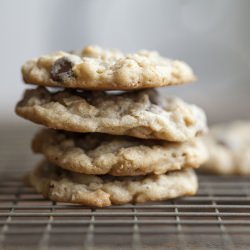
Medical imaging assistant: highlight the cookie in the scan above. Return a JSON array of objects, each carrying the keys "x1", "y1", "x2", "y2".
[
  {"x1": 21, "y1": 45, "x2": 196, "y2": 90},
  {"x1": 16, "y1": 87, "x2": 207, "y2": 141},
  {"x1": 32, "y1": 129, "x2": 208, "y2": 176},
  {"x1": 202, "y1": 121, "x2": 250, "y2": 175},
  {"x1": 26, "y1": 160, "x2": 198, "y2": 207}
]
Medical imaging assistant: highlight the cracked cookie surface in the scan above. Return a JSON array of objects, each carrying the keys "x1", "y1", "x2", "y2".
[
  {"x1": 22, "y1": 45, "x2": 196, "y2": 90},
  {"x1": 16, "y1": 87, "x2": 207, "y2": 141},
  {"x1": 32, "y1": 129, "x2": 208, "y2": 176},
  {"x1": 26, "y1": 160, "x2": 198, "y2": 207},
  {"x1": 202, "y1": 121, "x2": 250, "y2": 175}
]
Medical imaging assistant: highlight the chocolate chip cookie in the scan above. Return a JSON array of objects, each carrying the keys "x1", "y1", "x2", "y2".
[
  {"x1": 202, "y1": 121, "x2": 250, "y2": 175},
  {"x1": 22, "y1": 45, "x2": 196, "y2": 90},
  {"x1": 16, "y1": 87, "x2": 207, "y2": 141},
  {"x1": 32, "y1": 129, "x2": 208, "y2": 176},
  {"x1": 26, "y1": 160, "x2": 198, "y2": 207}
]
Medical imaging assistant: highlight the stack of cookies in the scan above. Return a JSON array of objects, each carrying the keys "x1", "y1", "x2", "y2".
[{"x1": 16, "y1": 45, "x2": 208, "y2": 207}]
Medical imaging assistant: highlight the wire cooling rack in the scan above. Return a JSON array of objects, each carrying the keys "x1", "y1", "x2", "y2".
[{"x1": 0, "y1": 125, "x2": 250, "y2": 250}]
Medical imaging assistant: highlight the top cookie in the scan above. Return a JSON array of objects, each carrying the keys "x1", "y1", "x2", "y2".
[
  {"x1": 202, "y1": 121, "x2": 250, "y2": 175},
  {"x1": 22, "y1": 45, "x2": 196, "y2": 90}
]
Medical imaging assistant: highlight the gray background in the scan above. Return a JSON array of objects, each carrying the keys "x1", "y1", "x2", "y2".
[{"x1": 1, "y1": 0, "x2": 249, "y2": 124}]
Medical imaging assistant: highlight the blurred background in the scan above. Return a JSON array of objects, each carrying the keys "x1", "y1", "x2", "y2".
[{"x1": 0, "y1": 0, "x2": 249, "y2": 125}]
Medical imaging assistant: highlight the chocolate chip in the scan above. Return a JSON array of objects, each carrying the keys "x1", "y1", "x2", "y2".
[
  {"x1": 146, "y1": 104, "x2": 163, "y2": 114},
  {"x1": 217, "y1": 139, "x2": 229, "y2": 148},
  {"x1": 51, "y1": 57, "x2": 75, "y2": 82},
  {"x1": 148, "y1": 92, "x2": 159, "y2": 105},
  {"x1": 147, "y1": 91, "x2": 166, "y2": 108}
]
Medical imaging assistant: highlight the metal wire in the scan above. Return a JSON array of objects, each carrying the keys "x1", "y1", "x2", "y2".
[{"x1": 0, "y1": 126, "x2": 250, "y2": 250}]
